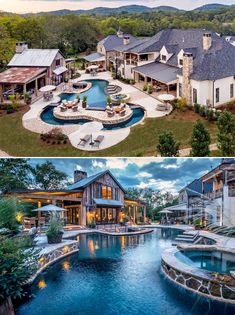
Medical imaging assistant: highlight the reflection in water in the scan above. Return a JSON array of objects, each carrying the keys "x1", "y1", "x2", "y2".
[
  {"x1": 37, "y1": 280, "x2": 46, "y2": 290},
  {"x1": 16, "y1": 228, "x2": 235, "y2": 315}
]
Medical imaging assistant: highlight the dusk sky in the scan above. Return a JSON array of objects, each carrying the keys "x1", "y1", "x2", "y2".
[
  {"x1": 0, "y1": 0, "x2": 233, "y2": 13},
  {"x1": 29, "y1": 158, "x2": 221, "y2": 194}
]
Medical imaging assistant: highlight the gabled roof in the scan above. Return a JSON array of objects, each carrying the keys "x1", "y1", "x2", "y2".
[
  {"x1": 8, "y1": 49, "x2": 61, "y2": 67},
  {"x1": 125, "y1": 28, "x2": 235, "y2": 81},
  {"x1": 180, "y1": 178, "x2": 213, "y2": 196},
  {"x1": 83, "y1": 52, "x2": 105, "y2": 62},
  {"x1": 98, "y1": 34, "x2": 137, "y2": 52},
  {"x1": 66, "y1": 170, "x2": 126, "y2": 192}
]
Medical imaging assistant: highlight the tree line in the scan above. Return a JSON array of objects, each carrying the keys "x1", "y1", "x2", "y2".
[{"x1": 0, "y1": 7, "x2": 235, "y2": 69}]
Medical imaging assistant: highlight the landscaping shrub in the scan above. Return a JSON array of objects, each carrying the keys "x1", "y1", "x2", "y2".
[
  {"x1": 6, "y1": 105, "x2": 14, "y2": 114},
  {"x1": 194, "y1": 103, "x2": 200, "y2": 113},
  {"x1": 147, "y1": 85, "x2": 153, "y2": 94},
  {"x1": 175, "y1": 97, "x2": 187, "y2": 111},
  {"x1": 41, "y1": 127, "x2": 69, "y2": 146},
  {"x1": 199, "y1": 105, "x2": 206, "y2": 117},
  {"x1": 143, "y1": 84, "x2": 148, "y2": 92}
]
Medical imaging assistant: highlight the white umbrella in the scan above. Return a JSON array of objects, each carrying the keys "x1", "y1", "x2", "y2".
[
  {"x1": 159, "y1": 209, "x2": 173, "y2": 221},
  {"x1": 158, "y1": 94, "x2": 175, "y2": 102},
  {"x1": 32, "y1": 204, "x2": 67, "y2": 212},
  {"x1": 87, "y1": 65, "x2": 99, "y2": 70},
  {"x1": 39, "y1": 85, "x2": 56, "y2": 93}
]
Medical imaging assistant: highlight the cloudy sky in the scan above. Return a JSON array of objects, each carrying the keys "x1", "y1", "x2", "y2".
[
  {"x1": 29, "y1": 158, "x2": 221, "y2": 194},
  {"x1": 0, "y1": 0, "x2": 233, "y2": 13}
]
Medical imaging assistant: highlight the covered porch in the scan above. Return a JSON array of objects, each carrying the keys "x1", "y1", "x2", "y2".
[
  {"x1": 83, "y1": 52, "x2": 106, "y2": 72},
  {"x1": 133, "y1": 62, "x2": 178, "y2": 99},
  {"x1": 0, "y1": 67, "x2": 47, "y2": 104}
]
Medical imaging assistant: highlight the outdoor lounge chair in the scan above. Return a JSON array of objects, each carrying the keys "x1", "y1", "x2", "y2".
[
  {"x1": 72, "y1": 106, "x2": 78, "y2": 112},
  {"x1": 92, "y1": 135, "x2": 104, "y2": 148},
  {"x1": 78, "y1": 135, "x2": 91, "y2": 147},
  {"x1": 60, "y1": 106, "x2": 67, "y2": 112}
]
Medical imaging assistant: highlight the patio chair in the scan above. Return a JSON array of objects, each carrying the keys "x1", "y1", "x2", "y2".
[
  {"x1": 78, "y1": 134, "x2": 91, "y2": 147},
  {"x1": 107, "y1": 109, "x2": 115, "y2": 117},
  {"x1": 119, "y1": 109, "x2": 126, "y2": 117},
  {"x1": 60, "y1": 106, "x2": 67, "y2": 112},
  {"x1": 72, "y1": 106, "x2": 78, "y2": 112},
  {"x1": 92, "y1": 135, "x2": 104, "y2": 148}
]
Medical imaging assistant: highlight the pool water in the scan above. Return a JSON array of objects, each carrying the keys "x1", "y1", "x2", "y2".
[
  {"x1": 15, "y1": 229, "x2": 235, "y2": 315},
  {"x1": 40, "y1": 106, "x2": 145, "y2": 130},
  {"x1": 60, "y1": 79, "x2": 109, "y2": 109},
  {"x1": 176, "y1": 250, "x2": 235, "y2": 274}
]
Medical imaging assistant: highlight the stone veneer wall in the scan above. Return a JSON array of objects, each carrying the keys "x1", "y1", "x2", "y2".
[
  {"x1": 161, "y1": 257, "x2": 235, "y2": 304},
  {"x1": 182, "y1": 53, "x2": 193, "y2": 105}
]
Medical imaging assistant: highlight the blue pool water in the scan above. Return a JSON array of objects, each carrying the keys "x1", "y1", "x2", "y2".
[
  {"x1": 60, "y1": 79, "x2": 108, "y2": 109},
  {"x1": 40, "y1": 106, "x2": 145, "y2": 130},
  {"x1": 176, "y1": 250, "x2": 235, "y2": 274},
  {"x1": 16, "y1": 229, "x2": 235, "y2": 315}
]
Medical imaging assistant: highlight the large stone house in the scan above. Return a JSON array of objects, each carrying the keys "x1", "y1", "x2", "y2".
[
  {"x1": 90, "y1": 29, "x2": 235, "y2": 107},
  {"x1": 84, "y1": 30, "x2": 138, "y2": 71},
  {"x1": 9, "y1": 170, "x2": 146, "y2": 227}
]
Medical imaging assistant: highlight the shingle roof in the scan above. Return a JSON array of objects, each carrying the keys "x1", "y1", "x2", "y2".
[
  {"x1": 98, "y1": 34, "x2": 137, "y2": 51},
  {"x1": 66, "y1": 170, "x2": 126, "y2": 192},
  {"x1": 83, "y1": 52, "x2": 105, "y2": 62},
  {"x1": 0, "y1": 67, "x2": 47, "y2": 84},
  {"x1": 8, "y1": 49, "x2": 60, "y2": 67},
  {"x1": 125, "y1": 29, "x2": 235, "y2": 81}
]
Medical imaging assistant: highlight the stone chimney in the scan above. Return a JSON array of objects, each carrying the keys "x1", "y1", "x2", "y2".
[
  {"x1": 74, "y1": 170, "x2": 87, "y2": 183},
  {"x1": 182, "y1": 52, "x2": 193, "y2": 105},
  {"x1": 117, "y1": 28, "x2": 124, "y2": 38},
  {"x1": 203, "y1": 33, "x2": 212, "y2": 51},
  {"x1": 123, "y1": 36, "x2": 130, "y2": 45},
  {"x1": 15, "y1": 42, "x2": 28, "y2": 54}
]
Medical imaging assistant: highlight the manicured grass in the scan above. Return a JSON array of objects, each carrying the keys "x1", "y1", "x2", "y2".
[{"x1": 0, "y1": 109, "x2": 218, "y2": 157}]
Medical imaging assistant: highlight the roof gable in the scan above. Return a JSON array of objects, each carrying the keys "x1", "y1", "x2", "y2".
[{"x1": 66, "y1": 170, "x2": 126, "y2": 192}]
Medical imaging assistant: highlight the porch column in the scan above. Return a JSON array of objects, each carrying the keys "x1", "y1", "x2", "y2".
[
  {"x1": 35, "y1": 79, "x2": 38, "y2": 96},
  {"x1": 133, "y1": 206, "x2": 136, "y2": 225},
  {"x1": 23, "y1": 84, "x2": 27, "y2": 95},
  {"x1": 80, "y1": 201, "x2": 87, "y2": 226},
  {"x1": 143, "y1": 206, "x2": 146, "y2": 223}
]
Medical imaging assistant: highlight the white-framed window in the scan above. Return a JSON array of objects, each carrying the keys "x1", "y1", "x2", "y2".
[
  {"x1": 216, "y1": 88, "x2": 220, "y2": 103},
  {"x1": 230, "y1": 83, "x2": 234, "y2": 98},
  {"x1": 193, "y1": 88, "x2": 198, "y2": 104}
]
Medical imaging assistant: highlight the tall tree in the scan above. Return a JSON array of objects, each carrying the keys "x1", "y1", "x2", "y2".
[
  {"x1": 217, "y1": 110, "x2": 235, "y2": 156},
  {"x1": 32, "y1": 161, "x2": 68, "y2": 190},
  {"x1": 190, "y1": 120, "x2": 211, "y2": 157},
  {"x1": 0, "y1": 159, "x2": 32, "y2": 193},
  {"x1": 157, "y1": 131, "x2": 180, "y2": 157}
]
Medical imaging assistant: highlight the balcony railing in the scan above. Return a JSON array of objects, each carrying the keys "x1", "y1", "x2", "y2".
[
  {"x1": 227, "y1": 171, "x2": 235, "y2": 183},
  {"x1": 205, "y1": 189, "x2": 223, "y2": 199}
]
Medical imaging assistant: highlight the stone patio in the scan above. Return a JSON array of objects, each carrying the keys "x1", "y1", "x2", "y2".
[{"x1": 22, "y1": 71, "x2": 172, "y2": 151}]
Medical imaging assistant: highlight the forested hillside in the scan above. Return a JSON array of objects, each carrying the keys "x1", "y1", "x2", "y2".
[{"x1": 0, "y1": 7, "x2": 235, "y2": 69}]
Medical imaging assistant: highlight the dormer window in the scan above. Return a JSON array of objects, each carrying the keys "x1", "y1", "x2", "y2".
[
  {"x1": 161, "y1": 55, "x2": 167, "y2": 61},
  {"x1": 179, "y1": 59, "x2": 183, "y2": 66}
]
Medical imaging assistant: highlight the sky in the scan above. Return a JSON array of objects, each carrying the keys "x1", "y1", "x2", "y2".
[
  {"x1": 0, "y1": 0, "x2": 234, "y2": 14},
  {"x1": 29, "y1": 157, "x2": 221, "y2": 194}
]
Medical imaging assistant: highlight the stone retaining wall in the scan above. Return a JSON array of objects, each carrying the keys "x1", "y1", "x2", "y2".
[
  {"x1": 161, "y1": 248, "x2": 235, "y2": 304},
  {"x1": 30, "y1": 241, "x2": 78, "y2": 283}
]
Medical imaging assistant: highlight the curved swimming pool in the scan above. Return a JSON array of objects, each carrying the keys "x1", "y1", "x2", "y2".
[
  {"x1": 60, "y1": 79, "x2": 109, "y2": 109},
  {"x1": 15, "y1": 229, "x2": 235, "y2": 315}
]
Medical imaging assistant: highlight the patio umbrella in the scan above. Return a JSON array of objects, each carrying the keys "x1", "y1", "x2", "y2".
[
  {"x1": 32, "y1": 204, "x2": 67, "y2": 212},
  {"x1": 158, "y1": 94, "x2": 175, "y2": 102},
  {"x1": 39, "y1": 85, "x2": 56, "y2": 93},
  {"x1": 87, "y1": 65, "x2": 99, "y2": 70}
]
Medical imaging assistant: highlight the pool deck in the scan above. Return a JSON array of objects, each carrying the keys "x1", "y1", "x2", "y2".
[{"x1": 22, "y1": 71, "x2": 172, "y2": 151}]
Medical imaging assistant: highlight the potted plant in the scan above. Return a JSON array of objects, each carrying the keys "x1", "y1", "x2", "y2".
[
  {"x1": 88, "y1": 217, "x2": 96, "y2": 229},
  {"x1": 106, "y1": 95, "x2": 112, "y2": 107},
  {"x1": 24, "y1": 92, "x2": 32, "y2": 105},
  {"x1": 82, "y1": 95, "x2": 87, "y2": 108},
  {"x1": 46, "y1": 216, "x2": 64, "y2": 244},
  {"x1": 193, "y1": 218, "x2": 201, "y2": 230}
]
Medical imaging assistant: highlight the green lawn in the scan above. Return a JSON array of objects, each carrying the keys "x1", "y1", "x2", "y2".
[{"x1": 0, "y1": 109, "x2": 218, "y2": 157}]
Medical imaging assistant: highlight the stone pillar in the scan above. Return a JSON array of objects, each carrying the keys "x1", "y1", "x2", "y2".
[
  {"x1": 182, "y1": 52, "x2": 193, "y2": 105},
  {"x1": 203, "y1": 33, "x2": 212, "y2": 51}
]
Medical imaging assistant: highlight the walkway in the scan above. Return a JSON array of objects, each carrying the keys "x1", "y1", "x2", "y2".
[{"x1": 0, "y1": 149, "x2": 11, "y2": 157}]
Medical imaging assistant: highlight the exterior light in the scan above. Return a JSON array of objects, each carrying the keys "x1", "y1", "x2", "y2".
[
  {"x1": 38, "y1": 257, "x2": 46, "y2": 266},
  {"x1": 16, "y1": 212, "x2": 23, "y2": 223},
  {"x1": 38, "y1": 280, "x2": 46, "y2": 289},
  {"x1": 63, "y1": 246, "x2": 70, "y2": 254},
  {"x1": 62, "y1": 261, "x2": 70, "y2": 271}
]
